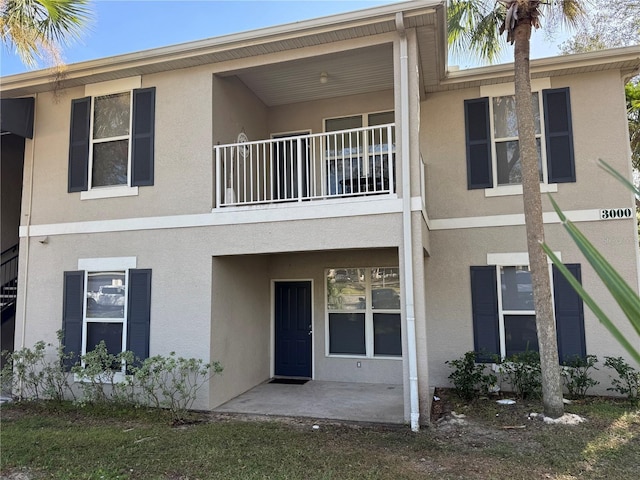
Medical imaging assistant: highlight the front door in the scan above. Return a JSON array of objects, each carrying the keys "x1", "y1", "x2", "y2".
[{"x1": 274, "y1": 281, "x2": 312, "y2": 378}]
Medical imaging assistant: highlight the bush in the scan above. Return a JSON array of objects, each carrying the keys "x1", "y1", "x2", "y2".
[
  {"x1": 1, "y1": 332, "x2": 76, "y2": 402},
  {"x1": 445, "y1": 351, "x2": 497, "y2": 401},
  {"x1": 604, "y1": 356, "x2": 640, "y2": 404},
  {"x1": 561, "y1": 354, "x2": 599, "y2": 399},
  {"x1": 131, "y1": 353, "x2": 223, "y2": 423},
  {"x1": 69, "y1": 345, "x2": 223, "y2": 421},
  {"x1": 497, "y1": 350, "x2": 542, "y2": 400},
  {"x1": 71, "y1": 342, "x2": 134, "y2": 404}
]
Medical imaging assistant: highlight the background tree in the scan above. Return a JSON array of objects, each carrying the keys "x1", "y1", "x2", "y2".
[
  {"x1": 559, "y1": 0, "x2": 639, "y2": 55},
  {"x1": 560, "y1": 0, "x2": 640, "y2": 172},
  {"x1": 449, "y1": 0, "x2": 584, "y2": 418},
  {"x1": 0, "y1": 0, "x2": 92, "y2": 69}
]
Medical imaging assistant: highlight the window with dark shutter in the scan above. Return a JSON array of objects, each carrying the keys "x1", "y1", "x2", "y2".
[
  {"x1": 544, "y1": 88, "x2": 575, "y2": 183},
  {"x1": 470, "y1": 266, "x2": 500, "y2": 361},
  {"x1": 68, "y1": 85, "x2": 155, "y2": 195},
  {"x1": 131, "y1": 88, "x2": 155, "y2": 186},
  {"x1": 553, "y1": 264, "x2": 586, "y2": 362},
  {"x1": 464, "y1": 98, "x2": 493, "y2": 189},
  {"x1": 62, "y1": 271, "x2": 84, "y2": 369},
  {"x1": 68, "y1": 98, "x2": 91, "y2": 192}
]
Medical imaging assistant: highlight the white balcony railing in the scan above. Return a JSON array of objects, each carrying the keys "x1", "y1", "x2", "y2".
[{"x1": 214, "y1": 124, "x2": 395, "y2": 207}]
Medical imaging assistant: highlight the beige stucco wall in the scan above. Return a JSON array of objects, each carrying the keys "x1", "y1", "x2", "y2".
[
  {"x1": 210, "y1": 255, "x2": 270, "y2": 408},
  {"x1": 425, "y1": 219, "x2": 640, "y2": 395},
  {"x1": 24, "y1": 66, "x2": 214, "y2": 225},
  {"x1": 213, "y1": 75, "x2": 269, "y2": 147},
  {"x1": 422, "y1": 70, "x2": 634, "y2": 219},
  {"x1": 268, "y1": 89, "x2": 394, "y2": 137}
]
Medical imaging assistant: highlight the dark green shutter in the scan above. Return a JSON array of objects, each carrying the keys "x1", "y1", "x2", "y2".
[
  {"x1": 470, "y1": 266, "x2": 500, "y2": 361},
  {"x1": 62, "y1": 271, "x2": 84, "y2": 369},
  {"x1": 464, "y1": 98, "x2": 493, "y2": 189},
  {"x1": 68, "y1": 97, "x2": 91, "y2": 192},
  {"x1": 127, "y1": 269, "x2": 152, "y2": 362},
  {"x1": 131, "y1": 88, "x2": 155, "y2": 186},
  {"x1": 543, "y1": 88, "x2": 575, "y2": 183},
  {"x1": 553, "y1": 264, "x2": 586, "y2": 362}
]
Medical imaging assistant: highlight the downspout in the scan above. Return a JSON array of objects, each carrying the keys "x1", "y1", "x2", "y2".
[
  {"x1": 396, "y1": 12, "x2": 420, "y2": 432},
  {"x1": 20, "y1": 93, "x2": 37, "y2": 351}
]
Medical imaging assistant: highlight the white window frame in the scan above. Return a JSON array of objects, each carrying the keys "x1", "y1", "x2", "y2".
[
  {"x1": 81, "y1": 77, "x2": 141, "y2": 200},
  {"x1": 324, "y1": 266, "x2": 402, "y2": 360},
  {"x1": 480, "y1": 79, "x2": 558, "y2": 197},
  {"x1": 76, "y1": 256, "x2": 137, "y2": 381},
  {"x1": 487, "y1": 252, "x2": 560, "y2": 359}
]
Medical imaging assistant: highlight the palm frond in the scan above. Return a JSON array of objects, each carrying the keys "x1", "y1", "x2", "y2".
[
  {"x1": 448, "y1": 0, "x2": 506, "y2": 63},
  {"x1": 543, "y1": 194, "x2": 640, "y2": 363},
  {"x1": 1, "y1": 0, "x2": 91, "y2": 68}
]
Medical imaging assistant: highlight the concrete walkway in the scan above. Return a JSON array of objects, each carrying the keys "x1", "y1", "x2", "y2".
[{"x1": 214, "y1": 380, "x2": 405, "y2": 424}]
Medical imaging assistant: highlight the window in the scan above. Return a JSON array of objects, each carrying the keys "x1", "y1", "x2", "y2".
[
  {"x1": 68, "y1": 77, "x2": 155, "y2": 199},
  {"x1": 324, "y1": 111, "x2": 395, "y2": 195},
  {"x1": 326, "y1": 267, "x2": 401, "y2": 357},
  {"x1": 62, "y1": 257, "x2": 151, "y2": 372},
  {"x1": 470, "y1": 262, "x2": 586, "y2": 363},
  {"x1": 500, "y1": 266, "x2": 538, "y2": 357},
  {"x1": 464, "y1": 86, "x2": 575, "y2": 194},
  {"x1": 492, "y1": 94, "x2": 543, "y2": 186}
]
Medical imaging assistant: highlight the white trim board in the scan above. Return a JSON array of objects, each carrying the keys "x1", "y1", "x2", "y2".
[
  {"x1": 20, "y1": 197, "x2": 403, "y2": 238},
  {"x1": 487, "y1": 252, "x2": 561, "y2": 266},
  {"x1": 428, "y1": 209, "x2": 606, "y2": 231},
  {"x1": 20, "y1": 202, "x2": 615, "y2": 238}
]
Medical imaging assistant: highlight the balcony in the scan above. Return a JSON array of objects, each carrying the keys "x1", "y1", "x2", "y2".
[{"x1": 214, "y1": 124, "x2": 395, "y2": 208}]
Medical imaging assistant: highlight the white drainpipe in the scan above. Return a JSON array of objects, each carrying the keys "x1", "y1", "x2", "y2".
[{"x1": 396, "y1": 12, "x2": 420, "y2": 432}]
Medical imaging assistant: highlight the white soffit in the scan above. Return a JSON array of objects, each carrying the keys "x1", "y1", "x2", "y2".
[{"x1": 235, "y1": 44, "x2": 395, "y2": 106}]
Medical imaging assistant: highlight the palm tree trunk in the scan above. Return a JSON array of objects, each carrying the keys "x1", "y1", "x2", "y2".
[{"x1": 513, "y1": 20, "x2": 564, "y2": 418}]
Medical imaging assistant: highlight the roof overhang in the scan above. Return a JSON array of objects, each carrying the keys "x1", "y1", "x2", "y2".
[
  {"x1": 428, "y1": 45, "x2": 640, "y2": 93},
  {"x1": 0, "y1": 0, "x2": 445, "y2": 99}
]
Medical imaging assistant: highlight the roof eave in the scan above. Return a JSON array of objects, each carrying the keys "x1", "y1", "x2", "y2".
[
  {"x1": 0, "y1": 0, "x2": 443, "y2": 97},
  {"x1": 435, "y1": 45, "x2": 640, "y2": 91}
]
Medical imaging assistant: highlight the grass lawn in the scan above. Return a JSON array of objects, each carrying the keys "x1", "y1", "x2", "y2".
[{"x1": 1, "y1": 393, "x2": 639, "y2": 479}]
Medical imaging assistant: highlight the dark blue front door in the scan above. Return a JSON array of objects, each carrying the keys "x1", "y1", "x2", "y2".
[{"x1": 274, "y1": 281, "x2": 312, "y2": 378}]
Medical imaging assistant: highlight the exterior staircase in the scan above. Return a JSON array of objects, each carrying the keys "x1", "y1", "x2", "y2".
[
  {"x1": 1, "y1": 244, "x2": 18, "y2": 315},
  {"x1": 1, "y1": 244, "x2": 18, "y2": 369}
]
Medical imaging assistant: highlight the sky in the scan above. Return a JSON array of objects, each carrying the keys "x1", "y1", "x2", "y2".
[{"x1": 0, "y1": 0, "x2": 570, "y2": 77}]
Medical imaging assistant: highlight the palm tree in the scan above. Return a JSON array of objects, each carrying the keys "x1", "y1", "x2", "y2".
[
  {"x1": 449, "y1": 0, "x2": 584, "y2": 418},
  {"x1": 0, "y1": 0, "x2": 91, "y2": 69}
]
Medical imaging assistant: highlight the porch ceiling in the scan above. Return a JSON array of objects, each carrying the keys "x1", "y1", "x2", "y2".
[{"x1": 228, "y1": 44, "x2": 395, "y2": 107}]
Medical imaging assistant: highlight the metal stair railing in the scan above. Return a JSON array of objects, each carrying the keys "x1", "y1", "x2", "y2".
[{"x1": 1, "y1": 244, "x2": 18, "y2": 313}]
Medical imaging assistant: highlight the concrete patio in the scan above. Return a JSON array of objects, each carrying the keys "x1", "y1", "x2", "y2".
[{"x1": 213, "y1": 380, "x2": 405, "y2": 424}]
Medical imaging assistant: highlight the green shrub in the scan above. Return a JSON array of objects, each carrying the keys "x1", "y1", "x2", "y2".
[
  {"x1": 561, "y1": 354, "x2": 599, "y2": 398},
  {"x1": 497, "y1": 350, "x2": 542, "y2": 400},
  {"x1": 71, "y1": 342, "x2": 134, "y2": 404},
  {"x1": 445, "y1": 351, "x2": 497, "y2": 401},
  {"x1": 132, "y1": 353, "x2": 223, "y2": 423},
  {"x1": 1, "y1": 331, "x2": 76, "y2": 402},
  {"x1": 604, "y1": 356, "x2": 640, "y2": 404}
]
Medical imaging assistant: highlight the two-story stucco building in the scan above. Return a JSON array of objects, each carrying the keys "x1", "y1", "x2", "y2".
[{"x1": 2, "y1": 0, "x2": 639, "y2": 429}]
